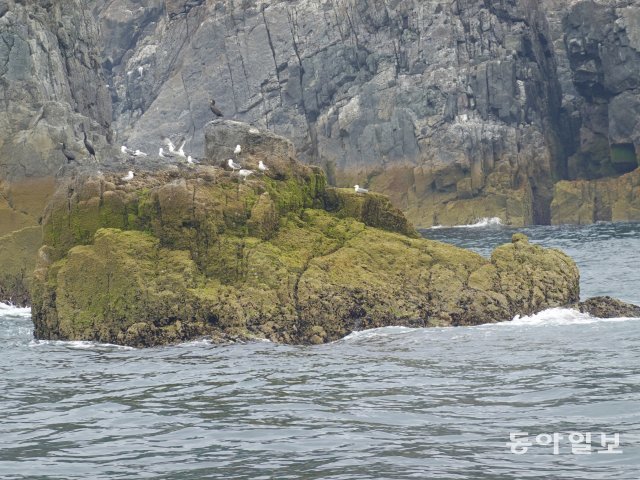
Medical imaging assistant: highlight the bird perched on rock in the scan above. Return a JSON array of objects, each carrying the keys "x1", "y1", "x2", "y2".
[
  {"x1": 234, "y1": 144, "x2": 241, "y2": 156},
  {"x1": 121, "y1": 170, "x2": 134, "y2": 182},
  {"x1": 227, "y1": 158, "x2": 242, "y2": 171},
  {"x1": 187, "y1": 155, "x2": 200, "y2": 165},
  {"x1": 133, "y1": 149, "x2": 147, "y2": 157},
  {"x1": 60, "y1": 143, "x2": 75, "y2": 163},
  {"x1": 159, "y1": 147, "x2": 176, "y2": 158},
  {"x1": 82, "y1": 128, "x2": 96, "y2": 160},
  {"x1": 162, "y1": 136, "x2": 176, "y2": 154},
  {"x1": 121, "y1": 145, "x2": 134, "y2": 155},
  {"x1": 258, "y1": 160, "x2": 269, "y2": 172},
  {"x1": 354, "y1": 185, "x2": 369, "y2": 194},
  {"x1": 238, "y1": 169, "x2": 254, "y2": 181},
  {"x1": 210, "y1": 99, "x2": 223, "y2": 117}
]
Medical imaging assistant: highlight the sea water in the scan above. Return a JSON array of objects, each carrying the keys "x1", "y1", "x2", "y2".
[{"x1": 1, "y1": 223, "x2": 639, "y2": 479}]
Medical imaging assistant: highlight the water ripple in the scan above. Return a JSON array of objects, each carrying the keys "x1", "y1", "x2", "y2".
[{"x1": 1, "y1": 223, "x2": 640, "y2": 479}]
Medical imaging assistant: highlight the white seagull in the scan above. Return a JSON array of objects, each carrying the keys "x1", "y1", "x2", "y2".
[
  {"x1": 175, "y1": 137, "x2": 187, "y2": 158},
  {"x1": 354, "y1": 185, "x2": 369, "y2": 194},
  {"x1": 187, "y1": 155, "x2": 200, "y2": 165},
  {"x1": 228, "y1": 158, "x2": 242, "y2": 171},
  {"x1": 234, "y1": 144, "x2": 242, "y2": 155},
  {"x1": 133, "y1": 149, "x2": 148, "y2": 157},
  {"x1": 238, "y1": 169, "x2": 254, "y2": 181},
  {"x1": 121, "y1": 145, "x2": 134, "y2": 155},
  {"x1": 258, "y1": 160, "x2": 269, "y2": 172},
  {"x1": 121, "y1": 171, "x2": 134, "y2": 182},
  {"x1": 159, "y1": 147, "x2": 167, "y2": 158}
]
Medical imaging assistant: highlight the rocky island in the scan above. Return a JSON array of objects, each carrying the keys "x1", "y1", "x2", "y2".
[{"x1": 28, "y1": 121, "x2": 583, "y2": 346}]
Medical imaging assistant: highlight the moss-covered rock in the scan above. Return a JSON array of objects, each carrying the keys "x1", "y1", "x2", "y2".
[
  {"x1": 0, "y1": 177, "x2": 56, "y2": 305},
  {"x1": 0, "y1": 226, "x2": 43, "y2": 306},
  {"x1": 551, "y1": 169, "x2": 640, "y2": 224},
  {"x1": 31, "y1": 124, "x2": 582, "y2": 346},
  {"x1": 323, "y1": 187, "x2": 418, "y2": 237}
]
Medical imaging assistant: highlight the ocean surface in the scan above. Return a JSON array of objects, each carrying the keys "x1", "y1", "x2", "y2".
[{"x1": 1, "y1": 222, "x2": 639, "y2": 479}]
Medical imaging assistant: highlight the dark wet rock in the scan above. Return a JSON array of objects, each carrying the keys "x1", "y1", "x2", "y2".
[{"x1": 578, "y1": 296, "x2": 640, "y2": 318}]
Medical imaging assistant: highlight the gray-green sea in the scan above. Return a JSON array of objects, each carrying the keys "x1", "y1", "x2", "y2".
[{"x1": 1, "y1": 222, "x2": 639, "y2": 479}]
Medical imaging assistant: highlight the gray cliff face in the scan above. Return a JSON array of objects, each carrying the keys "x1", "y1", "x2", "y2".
[
  {"x1": 0, "y1": 0, "x2": 112, "y2": 180},
  {"x1": 562, "y1": 0, "x2": 640, "y2": 180},
  {"x1": 0, "y1": 0, "x2": 639, "y2": 225},
  {"x1": 97, "y1": 0, "x2": 578, "y2": 226}
]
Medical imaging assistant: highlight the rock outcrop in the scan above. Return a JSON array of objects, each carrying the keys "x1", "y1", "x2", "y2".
[
  {"x1": 0, "y1": 0, "x2": 112, "y2": 303},
  {"x1": 30, "y1": 122, "x2": 580, "y2": 347},
  {"x1": 551, "y1": 169, "x2": 640, "y2": 224},
  {"x1": 578, "y1": 296, "x2": 640, "y2": 318}
]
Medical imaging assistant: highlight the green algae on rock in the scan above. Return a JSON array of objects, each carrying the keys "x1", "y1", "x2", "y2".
[
  {"x1": 551, "y1": 169, "x2": 640, "y2": 225},
  {"x1": 31, "y1": 123, "x2": 580, "y2": 347},
  {"x1": 0, "y1": 226, "x2": 43, "y2": 307}
]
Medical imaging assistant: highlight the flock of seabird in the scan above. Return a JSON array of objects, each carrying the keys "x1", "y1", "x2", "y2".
[
  {"x1": 59, "y1": 97, "x2": 370, "y2": 193},
  {"x1": 227, "y1": 144, "x2": 259, "y2": 181},
  {"x1": 118, "y1": 142, "x2": 268, "y2": 183}
]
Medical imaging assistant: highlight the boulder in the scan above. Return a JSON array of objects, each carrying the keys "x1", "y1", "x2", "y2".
[{"x1": 578, "y1": 296, "x2": 640, "y2": 318}]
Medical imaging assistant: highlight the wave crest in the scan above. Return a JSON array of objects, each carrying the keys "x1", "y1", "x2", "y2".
[
  {"x1": 0, "y1": 302, "x2": 31, "y2": 318},
  {"x1": 430, "y1": 217, "x2": 503, "y2": 229},
  {"x1": 506, "y1": 307, "x2": 640, "y2": 326}
]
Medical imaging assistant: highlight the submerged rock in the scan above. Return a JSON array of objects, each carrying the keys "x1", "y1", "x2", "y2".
[{"x1": 30, "y1": 124, "x2": 581, "y2": 347}]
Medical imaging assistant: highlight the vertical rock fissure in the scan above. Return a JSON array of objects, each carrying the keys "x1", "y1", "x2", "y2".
[
  {"x1": 261, "y1": 6, "x2": 283, "y2": 107},
  {"x1": 287, "y1": 7, "x2": 319, "y2": 162},
  {"x1": 180, "y1": 71, "x2": 197, "y2": 140}
]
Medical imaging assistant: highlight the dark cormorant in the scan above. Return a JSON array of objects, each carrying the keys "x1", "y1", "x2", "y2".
[
  {"x1": 60, "y1": 143, "x2": 75, "y2": 163},
  {"x1": 82, "y1": 130, "x2": 96, "y2": 159},
  {"x1": 210, "y1": 99, "x2": 223, "y2": 117}
]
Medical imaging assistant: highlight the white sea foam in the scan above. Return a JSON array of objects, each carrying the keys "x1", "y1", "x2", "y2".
[
  {"x1": 500, "y1": 307, "x2": 640, "y2": 327},
  {"x1": 430, "y1": 217, "x2": 503, "y2": 229},
  {"x1": 29, "y1": 339, "x2": 135, "y2": 350},
  {"x1": 0, "y1": 302, "x2": 31, "y2": 318},
  {"x1": 342, "y1": 326, "x2": 419, "y2": 341},
  {"x1": 341, "y1": 309, "x2": 640, "y2": 341}
]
